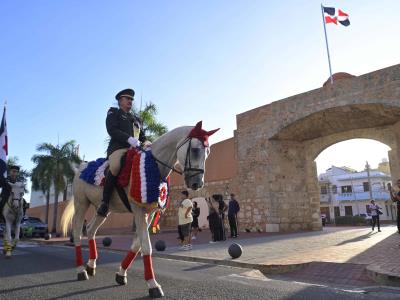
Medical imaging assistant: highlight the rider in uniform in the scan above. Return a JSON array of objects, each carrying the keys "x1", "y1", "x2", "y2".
[
  {"x1": 0, "y1": 165, "x2": 22, "y2": 220},
  {"x1": 97, "y1": 88, "x2": 146, "y2": 217}
]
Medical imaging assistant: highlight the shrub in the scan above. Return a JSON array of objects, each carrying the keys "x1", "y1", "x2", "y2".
[{"x1": 335, "y1": 216, "x2": 369, "y2": 226}]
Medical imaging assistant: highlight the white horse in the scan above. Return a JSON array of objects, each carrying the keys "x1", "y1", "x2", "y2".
[
  {"x1": 61, "y1": 121, "x2": 218, "y2": 298},
  {"x1": 2, "y1": 182, "x2": 25, "y2": 258}
]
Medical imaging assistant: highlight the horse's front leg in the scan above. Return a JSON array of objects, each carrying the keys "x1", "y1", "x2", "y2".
[
  {"x1": 3, "y1": 220, "x2": 13, "y2": 258},
  {"x1": 12, "y1": 223, "x2": 21, "y2": 249},
  {"x1": 12, "y1": 213, "x2": 23, "y2": 249},
  {"x1": 85, "y1": 215, "x2": 107, "y2": 277}
]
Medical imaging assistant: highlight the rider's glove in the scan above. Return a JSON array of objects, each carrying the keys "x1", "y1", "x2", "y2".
[
  {"x1": 127, "y1": 137, "x2": 140, "y2": 148},
  {"x1": 143, "y1": 140, "x2": 152, "y2": 149}
]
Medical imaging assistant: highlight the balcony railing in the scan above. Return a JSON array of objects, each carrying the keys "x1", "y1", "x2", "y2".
[{"x1": 336, "y1": 191, "x2": 390, "y2": 201}]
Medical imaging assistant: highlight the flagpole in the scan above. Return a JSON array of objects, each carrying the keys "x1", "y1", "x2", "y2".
[{"x1": 321, "y1": 4, "x2": 334, "y2": 84}]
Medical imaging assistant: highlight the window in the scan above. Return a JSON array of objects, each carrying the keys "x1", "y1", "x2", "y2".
[
  {"x1": 320, "y1": 186, "x2": 327, "y2": 194},
  {"x1": 334, "y1": 206, "x2": 340, "y2": 217},
  {"x1": 341, "y1": 185, "x2": 352, "y2": 193},
  {"x1": 332, "y1": 185, "x2": 337, "y2": 194},
  {"x1": 345, "y1": 206, "x2": 353, "y2": 216},
  {"x1": 363, "y1": 182, "x2": 370, "y2": 192}
]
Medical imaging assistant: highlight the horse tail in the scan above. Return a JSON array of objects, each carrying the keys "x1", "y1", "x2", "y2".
[{"x1": 61, "y1": 199, "x2": 75, "y2": 237}]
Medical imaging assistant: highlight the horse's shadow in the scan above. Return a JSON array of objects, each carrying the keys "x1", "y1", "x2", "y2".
[{"x1": 45, "y1": 284, "x2": 121, "y2": 300}]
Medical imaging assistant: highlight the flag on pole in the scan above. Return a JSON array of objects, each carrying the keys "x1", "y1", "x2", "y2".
[
  {"x1": 323, "y1": 6, "x2": 350, "y2": 26},
  {"x1": 0, "y1": 106, "x2": 8, "y2": 178}
]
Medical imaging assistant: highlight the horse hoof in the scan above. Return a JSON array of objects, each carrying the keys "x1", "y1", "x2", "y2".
[
  {"x1": 149, "y1": 286, "x2": 164, "y2": 298},
  {"x1": 86, "y1": 265, "x2": 96, "y2": 276},
  {"x1": 115, "y1": 273, "x2": 127, "y2": 285},
  {"x1": 77, "y1": 271, "x2": 89, "y2": 281}
]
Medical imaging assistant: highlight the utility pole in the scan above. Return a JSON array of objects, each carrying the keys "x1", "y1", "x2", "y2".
[{"x1": 365, "y1": 161, "x2": 373, "y2": 201}]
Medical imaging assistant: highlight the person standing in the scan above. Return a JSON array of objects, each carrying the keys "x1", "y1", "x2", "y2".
[
  {"x1": 216, "y1": 194, "x2": 227, "y2": 241},
  {"x1": 388, "y1": 180, "x2": 400, "y2": 234},
  {"x1": 369, "y1": 199, "x2": 382, "y2": 232},
  {"x1": 207, "y1": 196, "x2": 222, "y2": 243},
  {"x1": 97, "y1": 88, "x2": 145, "y2": 217},
  {"x1": 178, "y1": 191, "x2": 193, "y2": 250},
  {"x1": 191, "y1": 201, "x2": 200, "y2": 240},
  {"x1": 228, "y1": 193, "x2": 240, "y2": 238}
]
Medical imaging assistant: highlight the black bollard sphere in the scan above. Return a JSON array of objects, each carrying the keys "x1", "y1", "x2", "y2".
[
  {"x1": 228, "y1": 243, "x2": 243, "y2": 259},
  {"x1": 155, "y1": 240, "x2": 166, "y2": 251},
  {"x1": 102, "y1": 237, "x2": 112, "y2": 247},
  {"x1": 44, "y1": 233, "x2": 51, "y2": 240}
]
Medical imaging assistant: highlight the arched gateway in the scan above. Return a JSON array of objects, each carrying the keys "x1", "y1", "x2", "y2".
[
  {"x1": 165, "y1": 64, "x2": 400, "y2": 233},
  {"x1": 233, "y1": 64, "x2": 400, "y2": 232}
]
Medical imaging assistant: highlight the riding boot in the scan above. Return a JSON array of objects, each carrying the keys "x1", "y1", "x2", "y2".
[{"x1": 97, "y1": 172, "x2": 117, "y2": 217}]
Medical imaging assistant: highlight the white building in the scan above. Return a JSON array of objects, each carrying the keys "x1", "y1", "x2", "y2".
[
  {"x1": 29, "y1": 184, "x2": 73, "y2": 208},
  {"x1": 319, "y1": 165, "x2": 397, "y2": 223}
]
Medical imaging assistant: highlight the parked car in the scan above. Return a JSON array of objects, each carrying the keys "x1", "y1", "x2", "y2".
[
  {"x1": 0, "y1": 223, "x2": 5, "y2": 237},
  {"x1": 356, "y1": 213, "x2": 372, "y2": 225},
  {"x1": 21, "y1": 217, "x2": 48, "y2": 238}
]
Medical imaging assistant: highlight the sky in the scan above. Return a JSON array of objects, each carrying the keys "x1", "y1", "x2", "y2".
[{"x1": 1, "y1": 1, "x2": 399, "y2": 199}]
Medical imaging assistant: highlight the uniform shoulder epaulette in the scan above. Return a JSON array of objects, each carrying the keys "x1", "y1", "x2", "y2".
[{"x1": 107, "y1": 107, "x2": 118, "y2": 115}]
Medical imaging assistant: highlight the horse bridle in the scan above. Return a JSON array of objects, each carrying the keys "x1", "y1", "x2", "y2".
[
  {"x1": 152, "y1": 137, "x2": 206, "y2": 178},
  {"x1": 7, "y1": 194, "x2": 23, "y2": 214}
]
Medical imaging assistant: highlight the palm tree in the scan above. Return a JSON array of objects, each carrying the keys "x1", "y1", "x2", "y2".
[
  {"x1": 131, "y1": 101, "x2": 168, "y2": 142},
  {"x1": 31, "y1": 140, "x2": 81, "y2": 233}
]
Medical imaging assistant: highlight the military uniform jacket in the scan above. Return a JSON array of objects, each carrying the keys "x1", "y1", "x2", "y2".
[{"x1": 106, "y1": 107, "x2": 145, "y2": 157}]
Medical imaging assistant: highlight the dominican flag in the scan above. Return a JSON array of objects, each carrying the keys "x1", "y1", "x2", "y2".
[
  {"x1": 0, "y1": 107, "x2": 8, "y2": 178},
  {"x1": 323, "y1": 6, "x2": 350, "y2": 26}
]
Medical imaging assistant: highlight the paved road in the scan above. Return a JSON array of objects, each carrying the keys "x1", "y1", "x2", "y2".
[{"x1": 1, "y1": 242, "x2": 400, "y2": 300}]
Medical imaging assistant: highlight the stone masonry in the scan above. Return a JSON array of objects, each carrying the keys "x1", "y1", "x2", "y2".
[{"x1": 233, "y1": 64, "x2": 400, "y2": 233}]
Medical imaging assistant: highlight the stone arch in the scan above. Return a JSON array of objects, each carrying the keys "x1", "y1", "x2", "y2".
[{"x1": 234, "y1": 64, "x2": 400, "y2": 233}]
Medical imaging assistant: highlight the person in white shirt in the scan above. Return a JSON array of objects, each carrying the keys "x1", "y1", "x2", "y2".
[
  {"x1": 178, "y1": 191, "x2": 193, "y2": 250},
  {"x1": 369, "y1": 200, "x2": 381, "y2": 232}
]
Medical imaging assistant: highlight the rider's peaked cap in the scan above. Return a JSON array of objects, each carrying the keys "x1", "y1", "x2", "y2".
[
  {"x1": 9, "y1": 165, "x2": 20, "y2": 171},
  {"x1": 115, "y1": 89, "x2": 135, "y2": 100}
]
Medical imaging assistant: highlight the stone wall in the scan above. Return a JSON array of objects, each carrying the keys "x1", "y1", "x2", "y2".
[{"x1": 234, "y1": 64, "x2": 400, "y2": 232}]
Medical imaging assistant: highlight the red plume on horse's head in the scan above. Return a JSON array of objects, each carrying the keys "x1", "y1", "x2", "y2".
[{"x1": 188, "y1": 121, "x2": 220, "y2": 147}]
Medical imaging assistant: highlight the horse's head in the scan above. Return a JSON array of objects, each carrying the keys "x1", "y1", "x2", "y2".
[
  {"x1": 176, "y1": 121, "x2": 219, "y2": 190},
  {"x1": 9, "y1": 182, "x2": 24, "y2": 210}
]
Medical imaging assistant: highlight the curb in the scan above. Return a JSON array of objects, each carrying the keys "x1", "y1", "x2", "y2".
[
  {"x1": 152, "y1": 252, "x2": 309, "y2": 275},
  {"x1": 366, "y1": 265, "x2": 400, "y2": 287}
]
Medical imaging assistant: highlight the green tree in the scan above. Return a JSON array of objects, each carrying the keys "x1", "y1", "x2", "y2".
[
  {"x1": 31, "y1": 141, "x2": 81, "y2": 233},
  {"x1": 131, "y1": 101, "x2": 168, "y2": 142}
]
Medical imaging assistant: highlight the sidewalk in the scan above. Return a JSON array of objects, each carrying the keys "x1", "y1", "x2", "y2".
[{"x1": 35, "y1": 225, "x2": 400, "y2": 287}]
